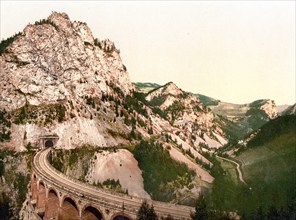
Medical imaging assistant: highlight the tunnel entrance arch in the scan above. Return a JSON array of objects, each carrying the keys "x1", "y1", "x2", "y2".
[
  {"x1": 45, "y1": 140, "x2": 54, "y2": 148},
  {"x1": 39, "y1": 133, "x2": 59, "y2": 149}
]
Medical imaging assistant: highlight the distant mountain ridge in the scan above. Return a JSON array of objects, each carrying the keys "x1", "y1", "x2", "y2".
[
  {"x1": 133, "y1": 82, "x2": 220, "y2": 106},
  {"x1": 134, "y1": 82, "x2": 291, "y2": 140},
  {"x1": 281, "y1": 103, "x2": 296, "y2": 115}
]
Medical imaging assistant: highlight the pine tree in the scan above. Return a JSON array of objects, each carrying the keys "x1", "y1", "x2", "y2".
[
  {"x1": 137, "y1": 200, "x2": 158, "y2": 220},
  {"x1": 191, "y1": 195, "x2": 209, "y2": 220}
]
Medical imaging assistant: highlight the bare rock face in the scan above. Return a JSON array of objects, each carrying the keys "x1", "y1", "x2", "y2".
[
  {"x1": 0, "y1": 12, "x2": 134, "y2": 150},
  {"x1": 86, "y1": 149, "x2": 151, "y2": 199},
  {"x1": 1, "y1": 12, "x2": 132, "y2": 110},
  {"x1": 258, "y1": 99, "x2": 278, "y2": 119},
  {"x1": 145, "y1": 82, "x2": 227, "y2": 149}
]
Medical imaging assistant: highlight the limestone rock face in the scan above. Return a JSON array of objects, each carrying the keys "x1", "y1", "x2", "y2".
[
  {"x1": 145, "y1": 82, "x2": 227, "y2": 149},
  {"x1": 0, "y1": 12, "x2": 134, "y2": 150},
  {"x1": 258, "y1": 99, "x2": 278, "y2": 119},
  {"x1": 1, "y1": 12, "x2": 132, "y2": 111}
]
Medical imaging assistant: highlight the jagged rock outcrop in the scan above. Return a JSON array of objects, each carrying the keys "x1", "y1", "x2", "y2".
[
  {"x1": 145, "y1": 82, "x2": 227, "y2": 149},
  {"x1": 210, "y1": 99, "x2": 279, "y2": 139},
  {"x1": 248, "y1": 99, "x2": 278, "y2": 119},
  {"x1": 1, "y1": 12, "x2": 132, "y2": 110},
  {"x1": 0, "y1": 12, "x2": 134, "y2": 150}
]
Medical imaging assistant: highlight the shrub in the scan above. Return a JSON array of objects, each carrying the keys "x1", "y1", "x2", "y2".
[
  {"x1": 165, "y1": 100, "x2": 185, "y2": 123},
  {"x1": 0, "y1": 32, "x2": 21, "y2": 55},
  {"x1": 34, "y1": 19, "x2": 58, "y2": 30},
  {"x1": 125, "y1": 95, "x2": 148, "y2": 118},
  {"x1": 94, "y1": 38, "x2": 102, "y2": 49},
  {"x1": 13, "y1": 103, "x2": 66, "y2": 125}
]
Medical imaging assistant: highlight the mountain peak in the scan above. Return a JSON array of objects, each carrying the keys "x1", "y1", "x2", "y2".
[
  {"x1": 48, "y1": 11, "x2": 70, "y2": 22},
  {"x1": 257, "y1": 99, "x2": 278, "y2": 119},
  {"x1": 164, "y1": 81, "x2": 177, "y2": 87},
  {"x1": 0, "y1": 12, "x2": 133, "y2": 112},
  {"x1": 0, "y1": 12, "x2": 134, "y2": 150},
  {"x1": 162, "y1": 82, "x2": 182, "y2": 96}
]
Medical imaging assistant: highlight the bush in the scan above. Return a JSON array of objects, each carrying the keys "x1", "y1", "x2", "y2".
[
  {"x1": 13, "y1": 103, "x2": 66, "y2": 125},
  {"x1": 125, "y1": 95, "x2": 148, "y2": 118},
  {"x1": 34, "y1": 19, "x2": 58, "y2": 30},
  {"x1": 165, "y1": 100, "x2": 185, "y2": 123},
  {"x1": 0, "y1": 32, "x2": 21, "y2": 55}
]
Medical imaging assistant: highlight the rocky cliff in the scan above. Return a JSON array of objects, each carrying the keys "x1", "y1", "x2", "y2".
[
  {"x1": 145, "y1": 82, "x2": 227, "y2": 149},
  {"x1": 210, "y1": 99, "x2": 279, "y2": 140},
  {"x1": 0, "y1": 12, "x2": 134, "y2": 150}
]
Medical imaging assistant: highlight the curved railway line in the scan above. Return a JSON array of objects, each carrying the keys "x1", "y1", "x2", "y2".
[{"x1": 32, "y1": 148, "x2": 195, "y2": 219}]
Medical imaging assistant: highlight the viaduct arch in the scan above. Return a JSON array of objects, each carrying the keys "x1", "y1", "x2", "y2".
[{"x1": 28, "y1": 149, "x2": 194, "y2": 219}]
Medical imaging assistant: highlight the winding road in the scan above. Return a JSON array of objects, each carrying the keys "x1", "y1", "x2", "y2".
[
  {"x1": 32, "y1": 148, "x2": 194, "y2": 219},
  {"x1": 216, "y1": 155, "x2": 246, "y2": 184}
]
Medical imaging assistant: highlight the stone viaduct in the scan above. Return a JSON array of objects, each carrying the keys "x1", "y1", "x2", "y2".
[{"x1": 28, "y1": 148, "x2": 194, "y2": 220}]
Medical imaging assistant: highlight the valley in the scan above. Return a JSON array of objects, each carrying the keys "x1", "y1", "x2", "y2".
[{"x1": 0, "y1": 11, "x2": 295, "y2": 220}]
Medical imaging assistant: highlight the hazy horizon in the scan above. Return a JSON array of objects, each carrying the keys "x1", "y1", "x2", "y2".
[{"x1": 1, "y1": 1, "x2": 295, "y2": 105}]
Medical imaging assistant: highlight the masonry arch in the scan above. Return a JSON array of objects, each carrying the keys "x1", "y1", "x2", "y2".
[
  {"x1": 37, "y1": 179, "x2": 47, "y2": 188},
  {"x1": 59, "y1": 197, "x2": 80, "y2": 220},
  {"x1": 45, "y1": 189, "x2": 60, "y2": 219},
  {"x1": 111, "y1": 212, "x2": 132, "y2": 220},
  {"x1": 81, "y1": 206, "x2": 104, "y2": 220},
  {"x1": 36, "y1": 181, "x2": 46, "y2": 218}
]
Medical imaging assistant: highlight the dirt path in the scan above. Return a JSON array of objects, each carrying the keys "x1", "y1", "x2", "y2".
[{"x1": 216, "y1": 155, "x2": 246, "y2": 184}]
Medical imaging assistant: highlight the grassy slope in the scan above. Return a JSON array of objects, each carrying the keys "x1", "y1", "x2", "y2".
[
  {"x1": 210, "y1": 115, "x2": 296, "y2": 216},
  {"x1": 236, "y1": 130, "x2": 296, "y2": 210}
]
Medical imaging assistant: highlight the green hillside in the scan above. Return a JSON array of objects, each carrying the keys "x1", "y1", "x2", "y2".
[
  {"x1": 210, "y1": 115, "x2": 296, "y2": 217},
  {"x1": 237, "y1": 130, "x2": 295, "y2": 212},
  {"x1": 247, "y1": 114, "x2": 296, "y2": 147},
  {"x1": 193, "y1": 93, "x2": 220, "y2": 106}
]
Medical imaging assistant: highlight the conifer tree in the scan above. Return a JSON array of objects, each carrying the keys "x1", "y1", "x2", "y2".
[{"x1": 137, "y1": 200, "x2": 158, "y2": 220}]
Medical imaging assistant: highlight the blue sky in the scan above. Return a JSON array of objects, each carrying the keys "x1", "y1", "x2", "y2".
[{"x1": 1, "y1": 1, "x2": 295, "y2": 105}]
